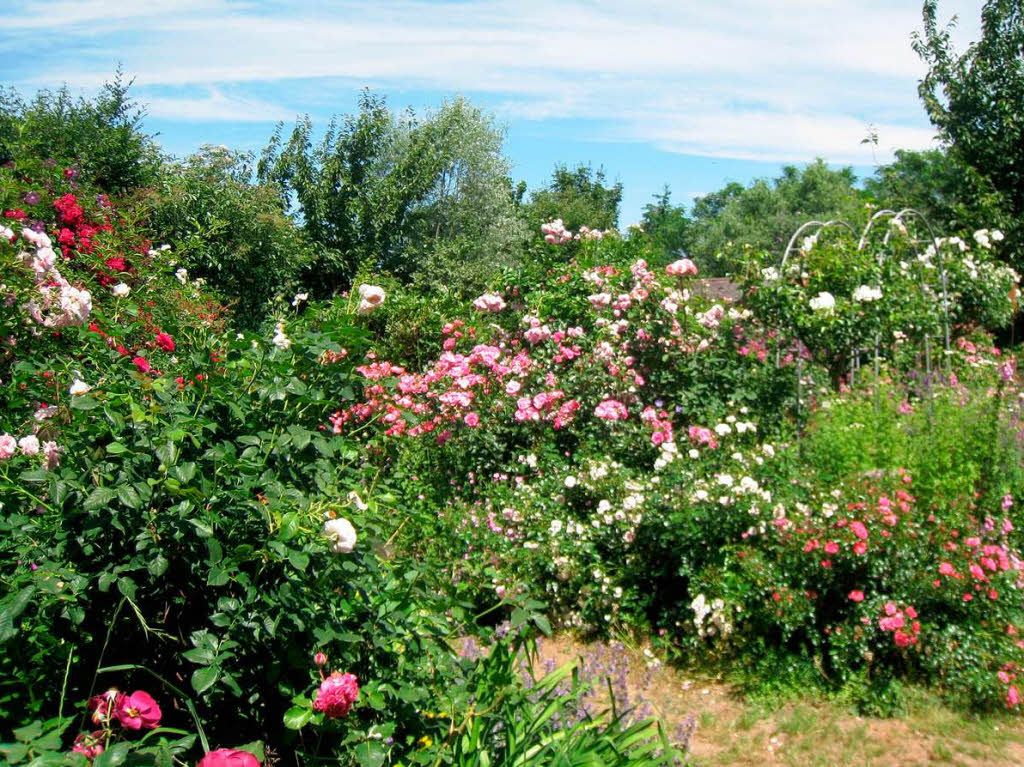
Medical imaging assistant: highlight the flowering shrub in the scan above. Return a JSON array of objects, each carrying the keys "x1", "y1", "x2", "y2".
[{"x1": 742, "y1": 223, "x2": 1018, "y2": 380}]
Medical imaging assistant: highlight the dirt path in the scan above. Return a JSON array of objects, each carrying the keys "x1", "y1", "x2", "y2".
[{"x1": 533, "y1": 635, "x2": 1024, "y2": 766}]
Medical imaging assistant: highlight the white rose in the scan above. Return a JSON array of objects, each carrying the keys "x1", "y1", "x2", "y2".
[
  {"x1": 111, "y1": 283, "x2": 131, "y2": 297},
  {"x1": 18, "y1": 435, "x2": 40, "y2": 456},
  {"x1": 69, "y1": 379, "x2": 91, "y2": 396},
  {"x1": 810, "y1": 291, "x2": 836, "y2": 313},
  {"x1": 323, "y1": 517, "x2": 357, "y2": 553}
]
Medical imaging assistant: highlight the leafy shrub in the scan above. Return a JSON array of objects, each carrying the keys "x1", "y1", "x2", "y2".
[{"x1": 147, "y1": 145, "x2": 316, "y2": 328}]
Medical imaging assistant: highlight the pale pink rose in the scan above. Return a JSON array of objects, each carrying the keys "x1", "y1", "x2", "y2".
[
  {"x1": 666, "y1": 258, "x2": 698, "y2": 276},
  {"x1": 0, "y1": 434, "x2": 16, "y2": 460},
  {"x1": 18, "y1": 435, "x2": 40, "y2": 456}
]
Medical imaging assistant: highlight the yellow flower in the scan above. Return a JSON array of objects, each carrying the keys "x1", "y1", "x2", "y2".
[{"x1": 417, "y1": 735, "x2": 433, "y2": 749}]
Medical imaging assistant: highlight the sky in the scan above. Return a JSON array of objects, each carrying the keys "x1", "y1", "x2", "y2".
[{"x1": 0, "y1": 0, "x2": 986, "y2": 225}]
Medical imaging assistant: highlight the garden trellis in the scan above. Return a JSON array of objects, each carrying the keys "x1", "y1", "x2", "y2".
[{"x1": 774, "y1": 209, "x2": 953, "y2": 412}]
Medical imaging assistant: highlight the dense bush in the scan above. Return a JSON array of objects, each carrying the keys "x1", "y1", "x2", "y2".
[{"x1": 147, "y1": 145, "x2": 316, "y2": 328}]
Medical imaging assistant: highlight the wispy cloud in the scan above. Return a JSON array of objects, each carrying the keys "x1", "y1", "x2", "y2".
[{"x1": 1, "y1": 0, "x2": 985, "y2": 163}]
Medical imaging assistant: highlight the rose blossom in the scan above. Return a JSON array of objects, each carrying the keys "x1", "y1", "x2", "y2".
[
  {"x1": 313, "y1": 672, "x2": 359, "y2": 718},
  {"x1": 197, "y1": 749, "x2": 262, "y2": 767},
  {"x1": 593, "y1": 399, "x2": 628, "y2": 421},
  {"x1": 115, "y1": 690, "x2": 162, "y2": 729},
  {"x1": 665, "y1": 258, "x2": 698, "y2": 276},
  {"x1": 357, "y1": 284, "x2": 385, "y2": 315},
  {"x1": 472, "y1": 293, "x2": 506, "y2": 312},
  {"x1": 18, "y1": 435, "x2": 40, "y2": 456},
  {"x1": 0, "y1": 433, "x2": 16, "y2": 460},
  {"x1": 70, "y1": 379, "x2": 91, "y2": 396},
  {"x1": 323, "y1": 517, "x2": 357, "y2": 553},
  {"x1": 72, "y1": 731, "x2": 106, "y2": 759}
]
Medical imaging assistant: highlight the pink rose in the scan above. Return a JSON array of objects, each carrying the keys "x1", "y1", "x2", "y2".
[
  {"x1": 72, "y1": 731, "x2": 105, "y2": 759},
  {"x1": 197, "y1": 749, "x2": 262, "y2": 767},
  {"x1": 593, "y1": 399, "x2": 628, "y2": 421},
  {"x1": 132, "y1": 356, "x2": 151, "y2": 373},
  {"x1": 115, "y1": 690, "x2": 162, "y2": 730},
  {"x1": 313, "y1": 672, "x2": 359, "y2": 718},
  {"x1": 666, "y1": 258, "x2": 698, "y2": 276},
  {"x1": 848, "y1": 590, "x2": 865, "y2": 602},
  {"x1": 0, "y1": 433, "x2": 17, "y2": 460}
]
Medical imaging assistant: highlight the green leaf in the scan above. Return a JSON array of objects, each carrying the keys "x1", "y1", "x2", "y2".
[
  {"x1": 105, "y1": 442, "x2": 129, "y2": 454},
  {"x1": 12, "y1": 720, "x2": 42, "y2": 742},
  {"x1": 0, "y1": 587, "x2": 35, "y2": 642},
  {"x1": 71, "y1": 395, "x2": 101, "y2": 410},
  {"x1": 148, "y1": 555, "x2": 169, "y2": 577},
  {"x1": 85, "y1": 486, "x2": 118, "y2": 510},
  {"x1": 191, "y1": 666, "x2": 219, "y2": 694},
  {"x1": 283, "y1": 706, "x2": 312, "y2": 730},
  {"x1": 93, "y1": 741, "x2": 130, "y2": 767},
  {"x1": 354, "y1": 740, "x2": 386, "y2": 767},
  {"x1": 117, "y1": 485, "x2": 142, "y2": 509},
  {"x1": 288, "y1": 551, "x2": 310, "y2": 571},
  {"x1": 279, "y1": 513, "x2": 300, "y2": 541}
]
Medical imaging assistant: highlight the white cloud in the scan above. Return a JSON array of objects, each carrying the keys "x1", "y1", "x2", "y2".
[
  {"x1": 143, "y1": 89, "x2": 293, "y2": 122},
  {"x1": 4, "y1": 0, "x2": 986, "y2": 161}
]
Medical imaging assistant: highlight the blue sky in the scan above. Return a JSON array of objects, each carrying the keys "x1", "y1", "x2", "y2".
[{"x1": 1, "y1": 0, "x2": 985, "y2": 225}]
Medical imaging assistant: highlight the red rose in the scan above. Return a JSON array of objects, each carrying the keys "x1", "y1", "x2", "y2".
[
  {"x1": 132, "y1": 356, "x2": 151, "y2": 373},
  {"x1": 196, "y1": 749, "x2": 262, "y2": 767},
  {"x1": 155, "y1": 333, "x2": 176, "y2": 352}
]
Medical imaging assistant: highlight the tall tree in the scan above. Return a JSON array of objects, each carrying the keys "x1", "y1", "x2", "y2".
[
  {"x1": 914, "y1": 0, "x2": 1023, "y2": 260},
  {"x1": 640, "y1": 185, "x2": 690, "y2": 265},
  {"x1": 525, "y1": 164, "x2": 623, "y2": 232},
  {"x1": 258, "y1": 92, "x2": 523, "y2": 294}
]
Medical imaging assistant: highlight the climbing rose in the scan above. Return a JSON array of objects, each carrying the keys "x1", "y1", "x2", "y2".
[
  {"x1": 1009, "y1": 686, "x2": 1021, "y2": 708},
  {"x1": 357, "y1": 284, "x2": 385, "y2": 314},
  {"x1": 115, "y1": 690, "x2": 162, "y2": 730},
  {"x1": 133, "y1": 356, "x2": 151, "y2": 373},
  {"x1": 594, "y1": 399, "x2": 628, "y2": 421},
  {"x1": 196, "y1": 749, "x2": 262, "y2": 767},
  {"x1": 18, "y1": 435, "x2": 40, "y2": 456},
  {"x1": 848, "y1": 590, "x2": 865, "y2": 602},
  {"x1": 69, "y1": 379, "x2": 91, "y2": 396},
  {"x1": 472, "y1": 293, "x2": 506, "y2": 313},
  {"x1": 313, "y1": 672, "x2": 359, "y2": 718}
]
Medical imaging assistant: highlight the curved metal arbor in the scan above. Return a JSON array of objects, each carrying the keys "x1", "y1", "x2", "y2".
[{"x1": 770, "y1": 209, "x2": 952, "y2": 405}]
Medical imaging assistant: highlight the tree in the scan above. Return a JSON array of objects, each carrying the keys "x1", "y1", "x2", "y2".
[
  {"x1": 0, "y1": 70, "x2": 162, "y2": 192},
  {"x1": 865, "y1": 147, "x2": 1008, "y2": 233},
  {"x1": 149, "y1": 145, "x2": 316, "y2": 327},
  {"x1": 914, "y1": 0, "x2": 1023, "y2": 259},
  {"x1": 525, "y1": 164, "x2": 623, "y2": 233},
  {"x1": 258, "y1": 92, "x2": 524, "y2": 295},
  {"x1": 640, "y1": 185, "x2": 690, "y2": 265},
  {"x1": 686, "y1": 160, "x2": 868, "y2": 275}
]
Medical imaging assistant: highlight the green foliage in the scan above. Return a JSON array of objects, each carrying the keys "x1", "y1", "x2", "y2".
[
  {"x1": 640, "y1": 186, "x2": 691, "y2": 266},
  {"x1": 0, "y1": 70, "x2": 162, "y2": 192},
  {"x1": 147, "y1": 145, "x2": 316, "y2": 328},
  {"x1": 526, "y1": 164, "x2": 623, "y2": 233},
  {"x1": 915, "y1": 0, "x2": 1024, "y2": 263},
  {"x1": 258, "y1": 92, "x2": 525, "y2": 295},
  {"x1": 865, "y1": 148, "x2": 1008, "y2": 234},
  {"x1": 687, "y1": 160, "x2": 868, "y2": 275}
]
